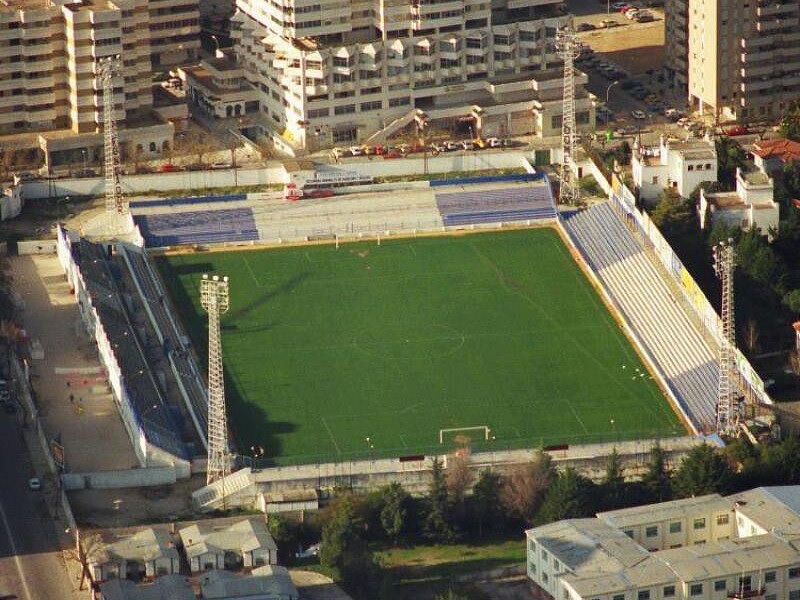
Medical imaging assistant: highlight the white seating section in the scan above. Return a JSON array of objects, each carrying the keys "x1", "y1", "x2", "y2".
[{"x1": 563, "y1": 203, "x2": 718, "y2": 431}]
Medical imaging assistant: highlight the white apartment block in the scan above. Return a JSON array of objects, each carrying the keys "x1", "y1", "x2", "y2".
[
  {"x1": 632, "y1": 136, "x2": 718, "y2": 203},
  {"x1": 211, "y1": 0, "x2": 594, "y2": 152},
  {"x1": 526, "y1": 486, "x2": 800, "y2": 600},
  {"x1": 666, "y1": 0, "x2": 800, "y2": 122},
  {"x1": 0, "y1": 0, "x2": 198, "y2": 166}
]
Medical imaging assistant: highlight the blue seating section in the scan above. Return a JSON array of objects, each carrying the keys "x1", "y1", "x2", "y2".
[
  {"x1": 129, "y1": 194, "x2": 246, "y2": 209},
  {"x1": 429, "y1": 172, "x2": 542, "y2": 187},
  {"x1": 435, "y1": 185, "x2": 557, "y2": 226},
  {"x1": 134, "y1": 208, "x2": 259, "y2": 247}
]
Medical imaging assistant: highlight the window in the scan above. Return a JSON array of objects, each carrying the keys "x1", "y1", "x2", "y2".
[
  {"x1": 765, "y1": 571, "x2": 776, "y2": 583},
  {"x1": 333, "y1": 57, "x2": 350, "y2": 67},
  {"x1": 645, "y1": 526, "x2": 658, "y2": 538},
  {"x1": 360, "y1": 101, "x2": 381, "y2": 111},
  {"x1": 669, "y1": 521, "x2": 681, "y2": 533},
  {"x1": 529, "y1": 563, "x2": 536, "y2": 574},
  {"x1": 613, "y1": 596, "x2": 624, "y2": 600},
  {"x1": 388, "y1": 96, "x2": 410, "y2": 107},
  {"x1": 789, "y1": 566, "x2": 800, "y2": 579},
  {"x1": 553, "y1": 560, "x2": 560, "y2": 571},
  {"x1": 637, "y1": 590, "x2": 650, "y2": 600},
  {"x1": 765, "y1": 595, "x2": 776, "y2": 600},
  {"x1": 693, "y1": 518, "x2": 706, "y2": 530},
  {"x1": 528, "y1": 540, "x2": 537, "y2": 552},
  {"x1": 541, "y1": 550, "x2": 548, "y2": 563},
  {"x1": 688, "y1": 164, "x2": 694, "y2": 171},
  {"x1": 334, "y1": 104, "x2": 356, "y2": 115},
  {"x1": 716, "y1": 514, "x2": 730, "y2": 526},
  {"x1": 790, "y1": 591, "x2": 800, "y2": 600},
  {"x1": 663, "y1": 585, "x2": 675, "y2": 597},
  {"x1": 149, "y1": 142, "x2": 156, "y2": 152},
  {"x1": 651, "y1": 176, "x2": 659, "y2": 185},
  {"x1": 714, "y1": 580, "x2": 726, "y2": 591},
  {"x1": 624, "y1": 530, "x2": 634, "y2": 538},
  {"x1": 690, "y1": 583, "x2": 703, "y2": 596},
  {"x1": 705, "y1": 163, "x2": 712, "y2": 170},
  {"x1": 543, "y1": 573, "x2": 549, "y2": 584}
]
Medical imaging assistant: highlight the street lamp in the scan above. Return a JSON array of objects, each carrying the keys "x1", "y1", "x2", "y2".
[
  {"x1": 80, "y1": 149, "x2": 87, "y2": 173},
  {"x1": 606, "y1": 80, "x2": 620, "y2": 107}
]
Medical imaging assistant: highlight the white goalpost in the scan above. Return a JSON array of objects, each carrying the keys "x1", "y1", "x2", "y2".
[{"x1": 439, "y1": 425, "x2": 491, "y2": 444}]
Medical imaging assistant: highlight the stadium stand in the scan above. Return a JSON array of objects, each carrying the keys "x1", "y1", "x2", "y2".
[
  {"x1": 435, "y1": 185, "x2": 556, "y2": 226},
  {"x1": 563, "y1": 203, "x2": 719, "y2": 430},
  {"x1": 133, "y1": 208, "x2": 259, "y2": 247},
  {"x1": 121, "y1": 246, "x2": 209, "y2": 444},
  {"x1": 73, "y1": 240, "x2": 188, "y2": 459}
]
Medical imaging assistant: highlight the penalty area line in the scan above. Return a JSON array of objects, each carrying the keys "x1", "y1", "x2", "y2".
[{"x1": 321, "y1": 416, "x2": 342, "y2": 455}]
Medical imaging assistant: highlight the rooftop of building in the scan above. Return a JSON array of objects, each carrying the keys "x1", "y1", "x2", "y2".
[
  {"x1": 200, "y1": 566, "x2": 297, "y2": 600},
  {"x1": 0, "y1": 0, "x2": 54, "y2": 10},
  {"x1": 92, "y1": 527, "x2": 178, "y2": 566},
  {"x1": 740, "y1": 168, "x2": 771, "y2": 186},
  {"x1": 729, "y1": 487, "x2": 800, "y2": 534},
  {"x1": 598, "y1": 494, "x2": 730, "y2": 529},
  {"x1": 527, "y1": 519, "x2": 649, "y2": 573},
  {"x1": 99, "y1": 575, "x2": 195, "y2": 600},
  {"x1": 179, "y1": 517, "x2": 276, "y2": 560},
  {"x1": 752, "y1": 137, "x2": 800, "y2": 163}
]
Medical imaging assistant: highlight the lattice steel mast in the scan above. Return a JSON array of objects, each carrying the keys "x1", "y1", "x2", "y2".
[
  {"x1": 713, "y1": 239, "x2": 737, "y2": 435},
  {"x1": 201, "y1": 274, "x2": 230, "y2": 485},
  {"x1": 98, "y1": 56, "x2": 127, "y2": 216},
  {"x1": 555, "y1": 26, "x2": 580, "y2": 205}
]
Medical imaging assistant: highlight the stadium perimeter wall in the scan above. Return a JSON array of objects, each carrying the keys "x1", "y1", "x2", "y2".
[
  {"x1": 194, "y1": 436, "x2": 705, "y2": 511},
  {"x1": 607, "y1": 171, "x2": 773, "y2": 407}
]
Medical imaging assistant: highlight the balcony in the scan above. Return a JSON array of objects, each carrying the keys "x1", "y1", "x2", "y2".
[{"x1": 727, "y1": 588, "x2": 765, "y2": 599}]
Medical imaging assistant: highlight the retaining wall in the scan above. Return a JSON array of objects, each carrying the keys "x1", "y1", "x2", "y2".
[
  {"x1": 21, "y1": 165, "x2": 287, "y2": 199},
  {"x1": 62, "y1": 466, "x2": 178, "y2": 490}
]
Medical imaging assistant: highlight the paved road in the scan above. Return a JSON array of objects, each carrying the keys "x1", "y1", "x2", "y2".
[{"x1": 0, "y1": 414, "x2": 76, "y2": 600}]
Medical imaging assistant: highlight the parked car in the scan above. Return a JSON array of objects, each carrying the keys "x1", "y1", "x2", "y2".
[
  {"x1": 611, "y1": 1, "x2": 628, "y2": 9},
  {"x1": 295, "y1": 544, "x2": 321, "y2": 559},
  {"x1": 348, "y1": 146, "x2": 363, "y2": 156},
  {"x1": 159, "y1": 163, "x2": 180, "y2": 173},
  {"x1": 665, "y1": 108, "x2": 680, "y2": 119},
  {"x1": 631, "y1": 110, "x2": 647, "y2": 119},
  {"x1": 28, "y1": 478, "x2": 41, "y2": 491},
  {"x1": 636, "y1": 12, "x2": 655, "y2": 22},
  {"x1": 486, "y1": 137, "x2": 503, "y2": 148},
  {"x1": 723, "y1": 125, "x2": 749, "y2": 136},
  {"x1": 576, "y1": 22, "x2": 595, "y2": 32},
  {"x1": 461, "y1": 140, "x2": 476, "y2": 150},
  {"x1": 332, "y1": 147, "x2": 347, "y2": 159},
  {"x1": 210, "y1": 162, "x2": 231, "y2": 170}
]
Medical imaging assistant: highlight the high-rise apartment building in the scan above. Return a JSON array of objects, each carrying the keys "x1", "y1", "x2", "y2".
[
  {"x1": 666, "y1": 0, "x2": 800, "y2": 122},
  {"x1": 0, "y1": 0, "x2": 199, "y2": 165},
  {"x1": 220, "y1": 0, "x2": 594, "y2": 151}
]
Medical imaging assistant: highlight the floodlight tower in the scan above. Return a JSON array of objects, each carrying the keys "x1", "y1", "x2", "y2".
[
  {"x1": 713, "y1": 239, "x2": 737, "y2": 435},
  {"x1": 201, "y1": 274, "x2": 230, "y2": 485},
  {"x1": 555, "y1": 26, "x2": 581, "y2": 205},
  {"x1": 98, "y1": 56, "x2": 127, "y2": 216}
]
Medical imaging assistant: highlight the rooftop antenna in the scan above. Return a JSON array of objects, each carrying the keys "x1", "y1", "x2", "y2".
[{"x1": 98, "y1": 56, "x2": 127, "y2": 216}]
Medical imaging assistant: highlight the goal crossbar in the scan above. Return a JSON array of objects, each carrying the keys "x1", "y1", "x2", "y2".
[{"x1": 439, "y1": 425, "x2": 490, "y2": 444}]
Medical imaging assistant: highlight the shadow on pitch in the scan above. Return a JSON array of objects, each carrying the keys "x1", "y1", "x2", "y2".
[{"x1": 225, "y1": 272, "x2": 309, "y2": 322}]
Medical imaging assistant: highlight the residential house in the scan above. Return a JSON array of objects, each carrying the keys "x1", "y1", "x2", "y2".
[
  {"x1": 699, "y1": 167, "x2": 779, "y2": 237},
  {"x1": 179, "y1": 517, "x2": 277, "y2": 573},
  {"x1": 751, "y1": 138, "x2": 800, "y2": 176},
  {"x1": 89, "y1": 528, "x2": 180, "y2": 583},
  {"x1": 632, "y1": 136, "x2": 718, "y2": 203},
  {"x1": 200, "y1": 567, "x2": 299, "y2": 600}
]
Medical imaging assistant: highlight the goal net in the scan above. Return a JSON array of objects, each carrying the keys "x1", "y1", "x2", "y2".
[{"x1": 439, "y1": 425, "x2": 490, "y2": 444}]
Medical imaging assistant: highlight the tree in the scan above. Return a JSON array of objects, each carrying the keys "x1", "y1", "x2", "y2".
[
  {"x1": 320, "y1": 494, "x2": 365, "y2": 578},
  {"x1": 379, "y1": 482, "x2": 409, "y2": 544},
  {"x1": 446, "y1": 451, "x2": 473, "y2": 530},
  {"x1": 672, "y1": 444, "x2": 732, "y2": 498},
  {"x1": 641, "y1": 443, "x2": 672, "y2": 502},
  {"x1": 424, "y1": 457, "x2": 455, "y2": 543},
  {"x1": 601, "y1": 448, "x2": 625, "y2": 510},
  {"x1": 177, "y1": 130, "x2": 220, "y2": 166},
  {"x1": 500, "y1": 450, "x2": 555, "y2": 525},
  {"x1": 716, "y1": 137, "x2": 749, "y2": 189},
  {"x1": 536, "y1": 467, "x2": 594, "y2": 525},
  {"x1": 65, "y1": 531, "x2": 104, "y2": 591},
  {"x1": 780, "y1": 101, "x2": 800, "y2": 142},
  {"x1": 784, "y1": 289, "x2": 800, "y2": 315},
  {"x1": 471, "y1": 469, "x2": 502, "y2": 537}
]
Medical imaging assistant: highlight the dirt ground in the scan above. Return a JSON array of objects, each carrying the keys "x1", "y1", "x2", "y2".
[
  {"x1": 475, "y1": 576, "x2": 535, "y2": 600},
  {"x1": 579, "y1": 20, "x2": 665, "y2": 74},
  {"x1": 67, "y1": 474, "x2": 203, "y2": 528}
]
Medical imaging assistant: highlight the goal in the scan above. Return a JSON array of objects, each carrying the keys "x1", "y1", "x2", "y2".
[{"x1": 439, "y1": 425, "x2": 491, "y2": 444}]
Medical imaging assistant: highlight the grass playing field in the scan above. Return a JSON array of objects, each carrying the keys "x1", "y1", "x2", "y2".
[{"x1": 155, "y1": 228, "x2": 685, "y2": 465}]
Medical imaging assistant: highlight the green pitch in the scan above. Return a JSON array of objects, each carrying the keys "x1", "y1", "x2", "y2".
[{"x1": 156, "y1": 228, "x2": 685, "y2": 465}]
